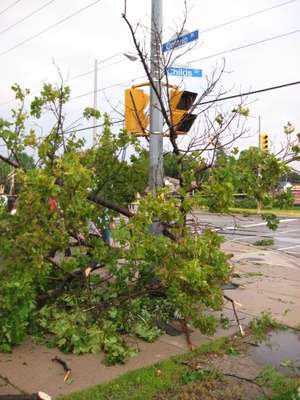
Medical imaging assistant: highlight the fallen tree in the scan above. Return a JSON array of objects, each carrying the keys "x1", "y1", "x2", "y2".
[
  {"x1": 0, "y1": 82, "x2": 234, "y2": 364},
  {"x1": 0, "y1": 25, "x2": 299, "y2": 362}
]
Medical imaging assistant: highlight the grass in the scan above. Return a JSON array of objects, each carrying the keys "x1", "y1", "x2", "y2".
[
  {"x1": 60, "y1": 337, "x2": 233, "y2": 400},
  {"x1": 248, "y1": 312, "x2": 285, "y2": 342},
  {"x1": 61, "y1": 314, "x2": 291, "y2": 400},
  {"x1": 254, "y1": 238, "x2": 274, "y2": 247},
  {"x1": 257, "y1": 366, "x2": 300, "y2": 400},
  {"x1": 62, "y1": 360, "x2": 184, "y2": 400}
]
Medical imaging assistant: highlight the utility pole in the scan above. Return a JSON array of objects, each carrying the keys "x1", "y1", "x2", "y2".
[
  {"x1": 149, "y1": 0, "x2": 164, "y2": 191},
  {"x1": 258, "y1": 115, "x2": 261, "y2": 147},
  {"x1": 257, "y1": 115, "x2": 262, "y2": 213},
  {"x1": 93, "y1": 58, "x2": 98, "y2": 146}
]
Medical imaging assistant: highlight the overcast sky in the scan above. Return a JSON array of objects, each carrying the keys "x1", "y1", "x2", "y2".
[{"x1": 0, "y1": 0, "x2": 299, "y2": 157}]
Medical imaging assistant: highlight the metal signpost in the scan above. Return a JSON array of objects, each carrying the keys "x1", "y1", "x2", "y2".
[
  {"x1": 149, "y1": 0, "x2": 164, "y2": 191},
  {"x1": 149, "y1": 2, "x2": 200, "y2": 192}
]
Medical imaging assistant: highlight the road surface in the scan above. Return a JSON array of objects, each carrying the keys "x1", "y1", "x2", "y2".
[{"x1": 189, "y1": 211, "x2": 300, "y2": 257}]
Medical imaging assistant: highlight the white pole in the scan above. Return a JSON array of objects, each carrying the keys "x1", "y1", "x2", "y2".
[{"x1": 93, "y1": 58, "x2": 98, "y2": 146}]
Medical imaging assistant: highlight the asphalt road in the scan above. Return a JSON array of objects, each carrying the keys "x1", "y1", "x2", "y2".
[{"x1": 188, "y1": 211, "x2": 300, "y2": 258}]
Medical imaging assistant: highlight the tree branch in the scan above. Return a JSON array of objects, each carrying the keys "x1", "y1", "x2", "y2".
[
  {"x1": 0, "y1": 154, "x2": 20, "y2": 168},
  {"x1": 87, "y1": 192, "x2": 133, "y2": 218},
  {"x1": 37, "y1": 264, "x2": 105, "y2": 307}
]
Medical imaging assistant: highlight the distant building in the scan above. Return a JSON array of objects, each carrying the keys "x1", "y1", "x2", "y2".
[
  {"x1": 283, "y1": 182, "x2": 292, "y2": 191},
  {"x1": 291, "y1": 185, "x2": 300, "y2": 205}
]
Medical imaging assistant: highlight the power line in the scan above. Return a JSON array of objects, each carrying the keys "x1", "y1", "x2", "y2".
[
  {"x1": 132, "y1": 1, "x2": 298, "y2": 41},
  {"x1": 73, "y1": 0, "x2": 297, "y2": 81},
  {"x1": 69, "y1": 80, "x2": 300, "y2": 135},
  {"x1": 199, "y1": 0, "x2": 299, "y2": 35},
  {"x1": 68, "y1": 80, "x2": 300, "y2": 134},
  {"x1": 197, "y1": 80, "x2": 300, "y2": 106},
  {"x1": 70, "y1": 53, "x2": 139, "y2": 81},
  {"x1": 63, "y1": 119, "x2": 124, "y2": 134},
  {"x1": 3, "y1": 80, "x2": 300, "y2": 133},
  {"x1": 0, "y1": 73, "x2": 146, "y2": 106},
  {"x1": 24, "y1": 0, "x2": 297, "y2": 101},
  {"x1": 140, "y1": 0, "x2": 296, "y2": 36},
  {"x1": 70, "y1": 75, "x2": 147, "y2": 101},
  {"x1": 189, "y1": 28, "x2": 300, "y2": 64},
  {"x1": 0, "y1": 0, "x2": 56, "y2": 36},
  {"x1": 71, "y1": 53, "x2": 124, "y2": 80},
  {"x1": 0, "y1": 0, "x2": 102, "y2": 57},
  {"x1": 0, "y1": 54, "x2": 133, "y2": 105},
  {"x1": 0, "y1": 0, "x2": 22, "y2": 18},
  {"x1": 71, "y1": 58, "x2": 126, "y2": 81}
]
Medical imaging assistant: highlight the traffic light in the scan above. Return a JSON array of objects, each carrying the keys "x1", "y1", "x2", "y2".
[
  {"x1": 259, "y1": 132, "x2": 269, "y2": 152},
  {"x1": 170, "y1": 89, "x2": 198, "y2": 134},
  {"x1": 124, "y1": 88, "x2": 149, "y2": 134}
]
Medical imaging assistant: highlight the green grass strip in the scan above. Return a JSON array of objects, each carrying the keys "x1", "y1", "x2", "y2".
[{"x1": 60, "y1": 337, "x2": 229, "y2": 400}]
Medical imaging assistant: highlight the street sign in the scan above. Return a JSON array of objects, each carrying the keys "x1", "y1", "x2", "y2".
[
  {"x1": 167, "y1": 67, "x2": 203, "y2": 78},
  {"x1": 162, "y1": 30, "x2": 199, "y2": 52}
]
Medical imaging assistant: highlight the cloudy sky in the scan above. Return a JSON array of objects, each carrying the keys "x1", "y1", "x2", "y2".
[{"x1": 0, "y1": 0, "x2": 299, "y2": 158}]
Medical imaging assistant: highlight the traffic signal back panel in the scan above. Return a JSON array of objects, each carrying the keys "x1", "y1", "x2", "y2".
[
  {"x1": 176, "y1": 91, "x2": 197, "y2": 110},
  {"x1": 170, "y1": 90, "x2": 197, "y2": 134},
  {"x1": 125, "y1": 88, "x2": 149, "y2": 134}
]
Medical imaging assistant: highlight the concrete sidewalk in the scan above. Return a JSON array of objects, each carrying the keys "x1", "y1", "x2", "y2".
[{"x1": 1, "y1": 241, "x2": 299, "y2": 398}]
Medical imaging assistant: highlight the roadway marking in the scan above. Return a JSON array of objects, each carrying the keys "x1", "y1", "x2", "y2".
[
  {"x1": 277, "y1": 244, "x2": 300, "y2": 251},
  {"x1": 275, "y1": 228, "x2": 300, "y2": 234},
  {"x1": 229, "y1": 235, "x2": 259, "y2": 242},
  {"x1": 225, "y1": 218, "x2": 297, "y2": 230}
]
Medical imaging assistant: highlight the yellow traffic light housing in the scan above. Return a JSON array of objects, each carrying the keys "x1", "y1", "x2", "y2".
[
  {"x1": 259, "y1": 132, "x2": 269, "y2": 152},
  {"x1": 125, "y1": 88, "x2": 149, "y2": 135},
  {"x1": 170, "y1": 89, "x2": 198, "y2": 134}
]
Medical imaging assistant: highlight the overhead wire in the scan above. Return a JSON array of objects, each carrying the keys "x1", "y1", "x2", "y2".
[
  {"x1": 197, "y1": 79, "x2": 300, "y2": 106},
  {"x1": 1, "y1": 0, "x2": 295, "y2": 88},
  {"x1": 0, "y1": 0, "x2": 56, "y2": 36},
  {"x1": 142, "y1": 0, "x2": 298, "y2": 35},
  {"x1": 0, "y1": 0, "x2": 22, "y2": 18},
  {"x1": 70, "y1": 75, "x2": 147, "y2": 101},
  {"x1": 0, "y1": 0, "x2": 103, "y2": 57},
  {"x1": 189, "y1": 28, "x2": 300, "y2": 64},
  {"x1": 1, "y1": 0, "x2": 298, "y2": 107},
  {"x1": 67, "y1": 79, "x2": 300, "y2": 134},
  {"x1": 0, "y1": 64, "x2": 145, "y2": 107},
  {"x1": 71, "y1": 58, "x2": 127, "y2": 81},
  {"x1": 62, "y1": 119, "x2": 124, "y2": 135},
  {"x1": 199, "y1": 0, "x2": 299, "y2": 35},
  {"x1": 70, "y1": 53, "x2": 125, "y2": 80},
  {"x1": 71, "y1": 25, "x2": 300, "y2": 99},
  {"x1": 62, "y1": 0, "x2": 300, "y2": 85}
]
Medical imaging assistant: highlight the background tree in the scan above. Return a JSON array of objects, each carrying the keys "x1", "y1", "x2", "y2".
[
  {"x1": 284, "y1": 170, "x2": 300, "y2": 184},
  {"x1": 0, "y1": 151, "x2": 34, "y2": 193}
]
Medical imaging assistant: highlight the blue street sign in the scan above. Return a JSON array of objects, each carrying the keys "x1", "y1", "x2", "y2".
[
  {"x1": 167, "y1": 67, "x2": 203, "y2": 78},
  {"x1": 162, "y1": 30, "x2": 199, "y2": 52}
]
